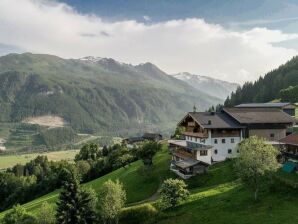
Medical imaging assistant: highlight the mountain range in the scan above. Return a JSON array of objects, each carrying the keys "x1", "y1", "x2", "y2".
[
  {"x1": 172, "y1": 72, "x2": 239, "y2": 100},
  {"x1": 0, "y1": 53, "x2": 236, "y2": 136}
]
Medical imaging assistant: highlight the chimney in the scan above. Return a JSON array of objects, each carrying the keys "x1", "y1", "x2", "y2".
[{"x1": 208, "y1": 120, "x2": 212, "y2": 125}]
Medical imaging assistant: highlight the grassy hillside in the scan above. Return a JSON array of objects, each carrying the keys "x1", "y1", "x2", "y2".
[
  {"x1": 224, "y1": 56, "x2": 298, "y2": 106},
  {"x1": 0, "y1": 145, "x2": 173, "y2": 217},
  {"x1": 2, "y1": 144, "x2": 297, "y2": 224},
  {"x1": 0, "y1": 53, "x2": 221, "y2": 137}
]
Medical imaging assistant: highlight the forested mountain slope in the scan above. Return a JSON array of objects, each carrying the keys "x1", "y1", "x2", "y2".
[
  {"x1": 224, "y1": 56, "x2": 298, "y2": 106},
  {"x1": 0, "y1": 53, "x2": 220, "y2": 135}
]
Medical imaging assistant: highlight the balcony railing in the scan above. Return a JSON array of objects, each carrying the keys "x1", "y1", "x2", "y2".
[{"x1": 183, "y1": 132, "x2": 208, "y2": 138}]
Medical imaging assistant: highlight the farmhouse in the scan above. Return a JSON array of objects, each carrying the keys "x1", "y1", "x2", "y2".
[
  {"x1": 122, "y1": 133, "x2": 162, "y2": 146},
  {"x1": 169, "y1": 106, "x2": 295, "y2": 179},
  {"x1": 235, "y1": 102, "x2": 297, "y2": 117}
]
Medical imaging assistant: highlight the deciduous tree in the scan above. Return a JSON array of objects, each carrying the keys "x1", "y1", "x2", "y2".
[
  {"x1": 137, "y1": 141, "x2": 162, "y2": 167},
  {"x1": 235, "y1": 136, "x2": 279, "y2": 201},
  {"x1": 98, "y1": 179, "x2": 126, "y2": 224}
]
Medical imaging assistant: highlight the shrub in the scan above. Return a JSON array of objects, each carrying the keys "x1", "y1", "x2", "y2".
[
  {"x1": 120, "y1": 204, "x2": 158, "y2": 224},
  {"x1": 159, "y1": 178, "x2": 189, "y2": 209},
  {"x1": 2, "y1": 204, "x2": 37, "y2": 224},
  {"x1": 35, "y1": 202, "x2": 56, "y2": 224}
]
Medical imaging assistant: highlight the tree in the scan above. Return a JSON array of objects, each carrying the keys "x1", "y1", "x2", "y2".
[
  {"x1": 75, "y1": 143, "x2": 102, "y2": 161},
  {"x1": 137, "y1": 141, "x2": 162, "y2": 167},
  {"x1": 115, "y1": 154, "x2": 133, "y2": 169},
  {"x1": 172, "y1": 126, "x2": 185, "y2": 140},
  {"x1": 56, "y1": 171, "x2": 97, "y2": 224},
  {"x1": 159, "y1": 178, "x2": 189, "y2": 209},
  {"x1": 2, "y1": 204, "x2": 36, "y2": 224},
  {"x1": 36, "y1": 202, "x2": 56, "y2": 224},
  {"x1": 98, "y1": 179, "x2": 126, "y2": 224},
  {"x1": 235, "y1": 136, "x2": 279, "y2": 201},
  {"x1": 76, "y1": 160, "x2": 91, "y2": 180}
]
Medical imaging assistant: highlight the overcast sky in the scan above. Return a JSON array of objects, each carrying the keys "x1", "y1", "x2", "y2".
[{"x1": 1, "y1": 0, "x2": 298, "y2": 84}]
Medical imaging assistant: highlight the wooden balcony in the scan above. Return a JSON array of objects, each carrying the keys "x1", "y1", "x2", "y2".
[{"x1": 183, "y1": 131, "x2": 208, "y2": 138}]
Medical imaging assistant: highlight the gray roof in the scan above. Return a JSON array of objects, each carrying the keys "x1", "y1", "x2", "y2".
[
  {"x1": 168, "y1": 140, "x2": 212, "y2": 151},
  {"x1": 172, "y1": 157, "x2": 200, "y2": 169},
  {"x1": 188, "y1": 112, "x2": 244, "y2": 129},
  {"x1": 235, "y1": 102, "x2": 293, "y2": 108},
  {"x1": 223, "y1": 107, "x2": 295, "y2": 124}
]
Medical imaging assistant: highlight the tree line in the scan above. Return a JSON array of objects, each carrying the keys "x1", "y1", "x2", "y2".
[{"x1": 224, "y1": 56, "x2": 298, "y2": 106}]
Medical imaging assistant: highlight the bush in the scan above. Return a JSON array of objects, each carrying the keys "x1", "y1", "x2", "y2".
[
  {"x1": 120, "y1": 204, "x2": 158, "y2": 224},
  {"x1": 2, "y1": 204, "x2": 37, "y2": 224},
  {"x1": 35, "y1": 202, "x2": 56, "y2": 224},
  {"x1": 159, "y1": 178, "x2": 189, "y2": 209}
]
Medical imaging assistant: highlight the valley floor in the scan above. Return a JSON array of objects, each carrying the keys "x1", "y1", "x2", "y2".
[{"x1": 0, "y1": 150, "x2": 79, "y2": 170}]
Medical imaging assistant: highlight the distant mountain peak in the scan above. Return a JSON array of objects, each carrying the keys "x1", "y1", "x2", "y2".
[{"x1": 171, "y1": 72, "x2": 239, "y2": 100}]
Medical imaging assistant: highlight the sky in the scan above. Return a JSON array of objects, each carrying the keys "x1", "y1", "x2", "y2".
[{"x1": 1, "y1": 0, "x2": 298, "y2": 84}]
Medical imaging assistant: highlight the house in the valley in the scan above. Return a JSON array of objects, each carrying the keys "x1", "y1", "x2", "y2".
[
  {"x1": 169, "y1": 107, "x2": 295, "y2": 179},
  {"x1": 122, "y1": 133, "x2": 162, "y2": 147},
  {"x1": 142, "y1": 133, "x2": 163, "y2": 141}
]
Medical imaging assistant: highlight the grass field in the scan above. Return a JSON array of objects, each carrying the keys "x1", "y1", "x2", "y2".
[
  {"x1": 0, "y1": 150, "x2": 79, "y2": 169},
  {"x1": 0, "y1": 145, "x2": 173, "y2": 217},
  {"x1": 1, "y1": 145, "x2": 298, "y2": 224}
]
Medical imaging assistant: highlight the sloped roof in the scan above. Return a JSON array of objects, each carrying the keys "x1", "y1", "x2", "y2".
[
  {"x1": 235, "y1": 102, "x2": 294, "y2": 108},
  {"x1": 223, "y1": 107, "x2": 295, "y2": 124},
  {"x1": 187, "y1": 112, "x2": 244, "y2": 129},
  {"x1": 168, "y1": 140, "x2": 212, "y2": 151},
  {"x1": 280, "y1": 133, "x2": 298, "y2": 146}
]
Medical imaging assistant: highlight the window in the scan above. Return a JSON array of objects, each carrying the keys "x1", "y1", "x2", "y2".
[
  {"x1": 200, "y1": 150, "x2": 208, "y2": 156},
  {"x1": 270, "y1": 133, "x2": 275, "y2": 138},
  {"x1": 190, "y1": 137, "x2": 192, "y2": 141},
  {"x1": 214, "y1": 139, "x2": 218, "y2": 144},
  {"x1": 222, "y1": 139, "x2": 226, "y2": 144},
  {"x1": 201, "y1": 139, "x2": 205, "y2": 143},
  {"x1": 228, "y1": 149, "x2": 232, "y2": 154},
  {"x1": 231, "y1": 138, "x2": 234, "y2": 143},
  {"x1": 214, "y1": 149, "x2": 218, "y2": 154},
  {"x1": 237, "y1": 149, "x2": 240, "y2": 153}
]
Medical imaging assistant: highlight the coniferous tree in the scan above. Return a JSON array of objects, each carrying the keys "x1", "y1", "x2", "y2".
[{"x1": 56, "y1": 171, "x2": 97, "y2": 224}]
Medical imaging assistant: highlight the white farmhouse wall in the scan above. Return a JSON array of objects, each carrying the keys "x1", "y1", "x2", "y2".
[
  {"x1": 211, "y1": 136, "x2": 241, "y2": 161},
  {"x1": 196, "y1": 150, "x2": 212, "y2": 164},
  {"x1": 185, "y1": 130, "x2": 242, "y2": 162}
]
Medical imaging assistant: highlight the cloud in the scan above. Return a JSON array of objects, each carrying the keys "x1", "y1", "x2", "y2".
[
  {"x1": 0, "y1": 0, "x2": 297, "y2": 84},
  {"x1": 143, "y1": 15, "x2": 151, "y2": 21},
  {"x1": 228, "y1": 16, "x2": 298, "y2": 27}
]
